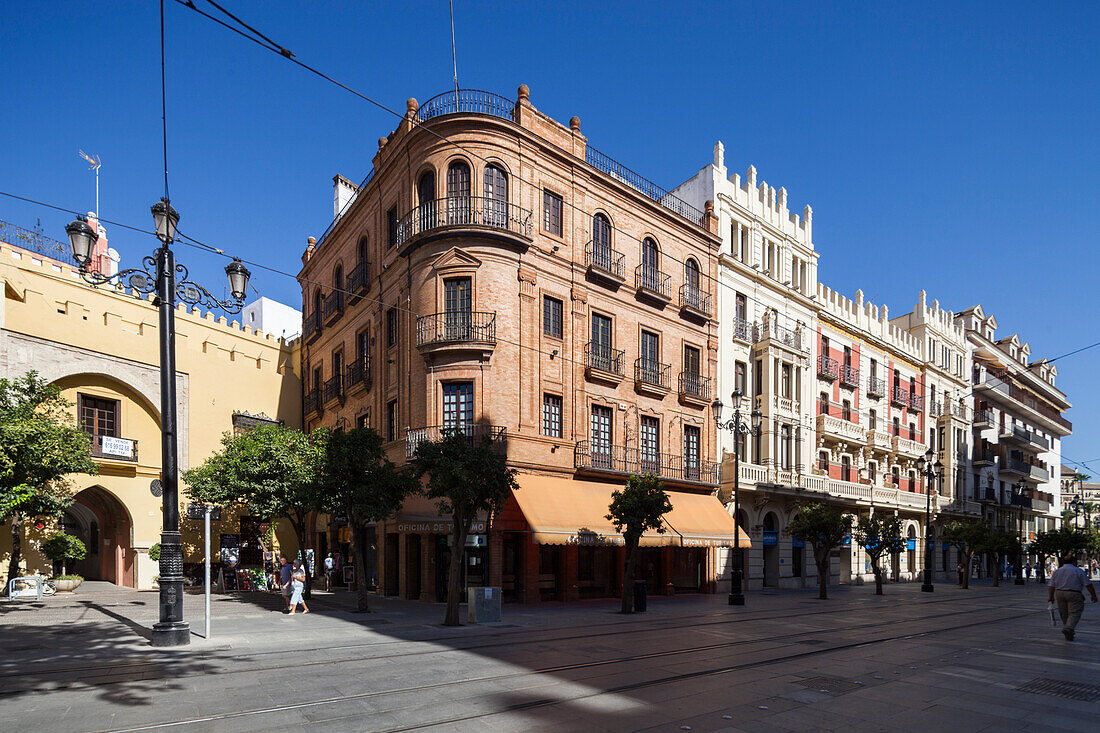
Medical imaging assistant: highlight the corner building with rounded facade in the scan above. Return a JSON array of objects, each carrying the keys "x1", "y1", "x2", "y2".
[{"x1": 298, "y1": 86, "x2": 745, "y2": 603}]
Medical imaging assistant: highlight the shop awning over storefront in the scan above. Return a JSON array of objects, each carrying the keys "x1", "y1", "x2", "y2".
[
  {"x1": 388, "y1": 495, "x2": 488, "y2": 535},
  {"x1": 513, "y1": 475, "x2": 749, "y2": 548}
]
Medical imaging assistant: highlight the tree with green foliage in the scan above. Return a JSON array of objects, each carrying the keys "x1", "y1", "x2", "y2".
[
  {"x1": 413, "y1": 429, "x2": 518, "y2": 626},
  {"x1": 852, "y1": 513, "x2": 907, "y2": 596},
  {"x1": 942, "y1": 520, "x2": 989, "y2": 589},
  {"x1": 183, "y1": 424, "x2": 326, "y2": 599},
  {"x1": 1, "y1": 372, "x2": 97, "y2": 592},
  {"x1": 787, "y1": 502, "x2": 853, "y2": 600},
  {"x1": 41, "y1": 533, "x2": 87, "y2": 576},
  {"x1": 606, "y1": 474, "x2": 672, "y2": 614},
  {"x1": 979, "y1": 529, "x2": 1019, "y2": 587},
  {"x1": 322, "y1": 428, "x2": 418, "y2": 612}
]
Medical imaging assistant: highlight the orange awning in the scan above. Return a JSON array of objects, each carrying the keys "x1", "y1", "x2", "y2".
[{"x1": 513, "y1": 475, "x2": 749, "y2": 548}]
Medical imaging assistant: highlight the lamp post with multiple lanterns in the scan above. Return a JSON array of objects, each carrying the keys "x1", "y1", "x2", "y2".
[
  {"x1": 915, "y1": 447, "x2": 943, "y2": 593},
  {"x1": 66, "y1": 200, "x2": 250, "y2": 647},
  {"x1": 711, "y1": 389, "x2": 762, "y2": 606}
]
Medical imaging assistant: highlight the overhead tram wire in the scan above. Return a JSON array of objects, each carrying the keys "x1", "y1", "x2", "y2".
[{"x1": 170, "y1": 0, "x2": 815, "y2": 333}]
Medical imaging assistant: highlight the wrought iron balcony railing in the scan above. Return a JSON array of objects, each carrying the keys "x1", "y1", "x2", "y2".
[
  {"x1": 908, "y1": 394, "x2": 923, "y2": 412},
  {"x1": 679, "y1": 284, "x2": 712, "y2": 317},
  {"x1": 929, "y1": 400, "x2": 943, "y2": 417},
  {"x1": 575, "y1": 441, "x2": 719, "y2": 485},
  {"x1": 731, "y1": 316, "x2": 754, "y2": 343},
  {"x1": 891, "y1": 386, "x2": 910, "y2": 407},
  {"x1": 417, "y1": 89, "x2": 517, "y2": 123},
  {"x1": 634, "y1": 263, "x2": 671, "y2": 300},
  {"x1": 756, "y1": 320, "x2": 805, "y2": 352},
  {"x1": 323, "y1": 374, "x2": 344, "y2": 405},
  {"x1": 585, "y1": 242, "x2": 625, "y2": 280},
  {"x1": 88, "y1": 434, "x2": 139, "y2": 462},
  {"x1": 0, "y1": 219, "x2": 70, "y2": 261},
  {"x1": 840, "y1": 364, "x2": 860, "y2": 388},
  {"x1": 393, "y1": 196, "x2": 532, "y2": 250},
  {"x1": 405, "y1": 423, "x2": 507, "y2": 460},
  {"x1": 867, "y1": 376, "x2": 886, "y2": 398},
  {"x1": 345, "y1": 355, "x2": 371, "y2": 391},
  {"x1": 303, "y1": 310, "x2": 322, "y2": 343},
  {"x1": 678, "y1": 371, "x2": 712, "y2": 401},
  {"x1": 303, "y1": 389, "x2": 322, "y2": 417},
  {"x1": 817, "y1": 355, "x2": 839, "y2": 380},
  {"x1": 585, "y1": 342, "x2": 625, "y2": 376},
  {"x1": 415, "y1": 311, "x2": 496, "y2": 347},
  {"x1": 347, "y1": 261, "x2": 370, "y2": 294},
  {"x1": 584, "y1": 144, "x2": 707, "y2": 227},
  {"x1": 322, "y1": 291, "x2": 344, "y2": 324},
  {"x1": 634, "y1": 358, "x2": 671, "y2": 390}
]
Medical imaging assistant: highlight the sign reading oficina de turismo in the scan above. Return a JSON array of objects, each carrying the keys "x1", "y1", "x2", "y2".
[
  {"x1": 394, "y1": 521, "x2": 487, "y2": 534},
  {"x1": 100, "y1": 436, "x2": 134, "y2": 458}
]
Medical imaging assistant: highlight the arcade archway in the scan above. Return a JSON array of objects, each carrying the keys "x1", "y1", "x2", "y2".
[{"x1": 66, "y1": 486, "x2": 135, "y2": 587}]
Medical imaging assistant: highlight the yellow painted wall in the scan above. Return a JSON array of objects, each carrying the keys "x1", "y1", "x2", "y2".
[{"x1": 1, "y1": 240, "x2": 301, "y2": 589}]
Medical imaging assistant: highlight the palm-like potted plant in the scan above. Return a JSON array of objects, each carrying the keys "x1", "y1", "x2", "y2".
[{"x1": 41, "y1": 533, "x2": 87, "y2": 591}]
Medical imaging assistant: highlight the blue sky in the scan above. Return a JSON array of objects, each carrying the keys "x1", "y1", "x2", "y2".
[{"x1": 2, "y1": 1, "x2": 1097, "y2": 469}]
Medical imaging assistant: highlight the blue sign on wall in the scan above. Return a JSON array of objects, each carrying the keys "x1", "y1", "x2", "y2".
[
  {"x1": 762, "y1": 531, "x2": 778, "y2": 547},
  {"x1": 906, "y1": 539, "x2": 916, "y2": 551},
  {"x1": 791, "y1": 538, "x2": 805, "y2": 548}
]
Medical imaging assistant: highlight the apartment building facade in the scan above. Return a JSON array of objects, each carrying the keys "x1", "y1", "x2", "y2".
[{"x1": 298, "y1": 86, "x2": 742, "y2": 604}]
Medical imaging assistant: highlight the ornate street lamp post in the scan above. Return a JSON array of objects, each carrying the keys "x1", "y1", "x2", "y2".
[
  {"x1": 66, "y1": 200, "x2": 250, "y2": 647},
  {"x1": 712, "y1": 389, "x2": 762, "y2": 606},
  {"x1": 1011, "y1": 481, "x2": 1026, "y2": 585},
  {"x1": 916, "y1": 448, "x2": 943, "y2": 593}
]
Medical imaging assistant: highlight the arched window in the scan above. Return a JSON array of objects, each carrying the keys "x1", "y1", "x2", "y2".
[
  {"x1": 356, "y1": 235, "x2": 368, "y2": 264},
  {"x1": 333, "y1": 265, "x2": 343, "y2": 290},
  {"x1": 685, "y1": 258, "x2": 701, "y2": 290},
  {"x1": 641, "y1": 237, "x2": 658, "y2": 270},
  {"x1": 446, "y1": 161, "x2": 471, "y2": 225},
  {"x1": 591, "y1": 213, "x2": 612, "y2": 270},
  {"x1": 313, "y1": 288, "x2": 323, "y2": 316},
  {"x1": 418, "y1": 170, "x2": 436, "y2": 205},
  {"x1": 763, "y1": 512, "x2": 778, "y2": 533},
  {"x1": 483, "y1": 164, "x2": 507, "y2": 226}
]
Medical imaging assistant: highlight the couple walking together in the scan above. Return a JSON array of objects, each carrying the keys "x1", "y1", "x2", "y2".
[{"x1": 277, "y1": 555, "x2": 309, "y2": 615}]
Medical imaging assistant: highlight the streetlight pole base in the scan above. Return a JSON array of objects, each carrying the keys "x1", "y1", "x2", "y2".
[
  {"x1": 728, "y1": 592, "x2": 745, "y2": 606},
  {"x1": 151, "y1": 622, "x2": 191, "y2": 647},
  {"x1": 920, "y1": 583, "x2": 934, "y2": 593}
]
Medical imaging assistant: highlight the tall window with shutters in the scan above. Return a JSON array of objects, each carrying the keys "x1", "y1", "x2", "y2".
[{"x1": 79, "y1": 395, "x2": 119, "y2": 437}]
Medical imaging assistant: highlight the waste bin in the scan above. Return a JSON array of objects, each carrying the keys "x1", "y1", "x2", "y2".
[
  {"x1": 633, "y1": 579, "x2": 647, "y2": 612},
  {"x1": 466, "y1": 586, "x2": 502, "y2": 623}
]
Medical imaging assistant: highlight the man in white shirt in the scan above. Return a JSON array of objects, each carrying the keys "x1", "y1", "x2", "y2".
[{"x1": 1047, "y1": 555, "x2": 1098, "y2": 641}]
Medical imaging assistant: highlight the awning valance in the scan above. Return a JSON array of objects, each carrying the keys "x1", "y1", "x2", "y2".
[{"x1": 512, "y1": 475, "x2": 750, "y2": 548}]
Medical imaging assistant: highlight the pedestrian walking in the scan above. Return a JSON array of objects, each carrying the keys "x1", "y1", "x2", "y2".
[
  {"x1": 324, "y1": 553, "x2": 335, "y2": 591},
  {"x1": 956, "y1": 561, "x2": 966, "y2": 586},
  {"x1": 278, "y1": 555, "x2": 293, "y2": 612},
  {"x1": 1024, "y1": 562, "x2": 1032, "y2": 582},
  {"x1": 1047, "y1": 555, "x2": 1098, "y2": 641},
  {"x1": 288, "y1": 560, "x2": 309, "y2": 615}
]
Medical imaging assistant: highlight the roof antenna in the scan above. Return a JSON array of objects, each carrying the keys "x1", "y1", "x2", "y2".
[
  {"x1": 79, "y1": 150, "x2": 102, "y2": 218},
  {"x1": 449, "y1": 0, "x2": 460, "y2": 102}
]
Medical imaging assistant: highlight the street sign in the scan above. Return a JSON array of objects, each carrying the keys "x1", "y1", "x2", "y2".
[{"x1": 186, "y1": 504, "x2": 222, "y2": 521}]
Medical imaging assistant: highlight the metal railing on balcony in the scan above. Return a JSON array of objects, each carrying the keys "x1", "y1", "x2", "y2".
[
  {"x1": 678, "y1": 371, "x2": 712, "y2": 401},
  {"x1": 347, "y1": 261, "x2": 370, "y2": 294},
  {"x1": 88, "y1": 434, "x2": 139, "y2": 462},
  {"x1": 585, "y1": 242, "x2": 625, "y2": 280},
  {"x1": 393, "y1": 196, "x2": 532, "y2": 250},
  {"x1": 973, "y1": 408, "x2": 994, "y2": 426},
  {"x1": 755, "y1": 320, "x2": 805, "y2": 352},
  {"x1": 575, "y1": 441, "x2": 719, "y2": 485},
  {"x1": 817, "y1": 355, "x2": 839, "y2": 380},
  {"x1": 679, "y1": 284, "x2": 712, "y2": 317},
  {"x1": 1007, "y1": 381, "x2": 1072, "y2": 431},
  {"x1": 0, "y1": 219, "x2": 70, "y2": 260},
  {"x1": 867, "y1": 376, "x2": 886, "y2": 398},
  {"x1": 303, "y1": 390, "x2": 322, "y2": 417},
  {"x1": 1005, "y1": 457, "x2": 1050, "y2": 482},
  {"x1": 840, "y1": 364, "x2": 859, "y2": 387},
  {"x1": 584, "y1": 144, "x2": 707, "y2": 227},
  {"x1": 634, "y1": 263, "x2": 670, "y2": 299},
  {"x1": 731, "y1": 317, "x2": 754, "y2": 343},
  {"x1": 345, "y1": 355, "x2": 371, "y2": 390},
  {"x1": 951, "y1": 403, "x2": 971, "y2": 421},
  {"x1": 585, "y1": 342, "x2": 625, "y2": 376},
  {"x1": 405, "y1": 423, "x2": 507, "y2": 460},
  {"x1": 323, "y1": 374, "x2": 344, "y2": 405},
  {"x1": 929, "y1": 400, "x2": 943, "y2": 417},
  {"x1": 315, "y1": 169, "x2": 375, "y2": 251},
  {"x1": 1009, "y1": 425, "x2": 1050, "y2": 450},
  {"x1": 891, "y1": 386, "x2": 910, "y2": 407},
  {"x1": 417, "y1": 89, "x2": 517, "y2": 122},
  {"x1": 322, "y1": 292, "x2": 344, "y2": 323},
  {"x1": 415, "y1": 311, "x2": 497, "y2": 347},
  {"x1": 303, "y1": 310, "x2": 322, "y2": 343},
  {"x1": 634, "y1": 358, "x2": 670, "y2": 390},
  {"x1": 908, "y1": 394, "x2": 923, "y2": 412}
]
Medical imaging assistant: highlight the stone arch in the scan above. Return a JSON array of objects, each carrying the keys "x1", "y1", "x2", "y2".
[
  {"x1": 51, "y1": 372, "x2": 161, "y2": 425},
  {"x1": 72, "y1": 485, "x2": 135, "y2": 587}
]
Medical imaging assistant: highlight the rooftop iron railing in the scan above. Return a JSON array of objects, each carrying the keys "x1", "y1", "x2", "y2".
[
  {"x1": 417, "y1": 89, "x2": 517, "y2": 122},
  {"x1": 585, "y1": 145, "x2": 706, "y2": 226},
  {"x1": 0, "y1": 219, "x2": 69, "y2": 260}
]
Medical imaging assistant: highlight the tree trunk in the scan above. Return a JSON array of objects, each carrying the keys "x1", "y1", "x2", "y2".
[
  {"x1": 1037, "y1": 553, "x2": 1047, "y2": 583},
  {"x1": 444, "y1": 511, "x2": 469, "y2": 627},
  {"x1": 872, "y1": 561, "x2": 883, "y2": 595},
  {"x1": 961, "y1": 550, "x2": 972, "y2": 589},
  {"x1": 992, "y1": 553, "x2": 1000, "y2": 587},
  {"x1": 620, "y1": 537, "x2": 638, "y2": 614},
  {"x1": 814, "y1": 546, "x2": 829, "y2": 600},
  {"x1": 349, "y1": 514, "x2": 371, "y2": 613},
  {"x1": 4, "y1": 513, "x2": 24, "y2": 595},
  {"x1": 290, "y1": 515, "x2": 312, "y2": 600}
]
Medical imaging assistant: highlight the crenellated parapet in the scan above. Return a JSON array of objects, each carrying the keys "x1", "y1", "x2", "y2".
[{"x1": 816, "y1": 281, "x2": 922, "y2": 361}]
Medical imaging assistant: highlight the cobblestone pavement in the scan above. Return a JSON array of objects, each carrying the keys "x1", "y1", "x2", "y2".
[{"x1": 1, "y1": 580, "x2": 1097, "y2": 732}]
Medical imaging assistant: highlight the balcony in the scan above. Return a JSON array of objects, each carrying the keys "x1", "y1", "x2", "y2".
[
  {"x1": 323, "y1": 374, "x2": 344, "y2": 406},
  {"x1": 584, "y1": 143, "x2": 707, "y2": 227},
  {"x1": 678, "y1": 371, "x2": 712, "y2": 405},
  {"x1": 417, "y1": 89, "x2": 517, "y2": 123},
  {"x1": 840, "y1": 364, "x2": 860, "y2": 388},
  {"x1": 891, "y1": 386, "x2": 909, "y2": 408},
  {"x1": 303, "y1": 310, "x2": 322, "y2": 344},
  {"x1": 303, "y1": 389, "x2": 322, "y2": 418},
  {"x1": 585, "y1": 342, "x2": 625, "y2": 383},
  {"x1": 817, "y1": 414, "x2": 865, "y2": 443},
  {"x1": 322, "y1": 292, "x2": 344, "y2": 325},
  {"x1": 415, "y1": 311, "x2": 496, "y2": 357},
  {"x1": 731, "y1": 317, "x2": 754, "y2": 344},
  {"x1": 347, "y1": 261, "x2": 370, "y2": 295},
  {"x1": 892, "y1": 435, "x2": 925, "y2": 457},
  {"x1": 634, "y1": 358, "x2": 671, "y2": 395},
  {"x1": 678, "y1": 284, "x2": 712, "y2": 320},
  {"x1": 928, "y1": 400, "x2": 943, "y2": 417},
  {"x1": 1000, "y1": 425, "x2": 1050, "y2": 451},
  {"x1": 867, "y1": 376, "x2": 885, "y2": 399},
  {"x1": 908, "y1": 394, "x2": 923, "y2": 413},
  {"x1": 817, "y1": 355, "x2": 839, "y2": 381},
  {"x1": 972, "y1": 443, "x2": 995, "y2": 465},
  {"x1": 634, "y1": 264, "x2": 671, "y2": 303},
  {"x1": 950, "y1": 403, "x2": 971, "y2": 421},
  {"x1": 1002, "y1": 457, "x2": 1050, "y2": 482},
  {"x1": 585, "y1": 242, "x2": 625, "y2": 283},
  {"x1": 756, "y1": 319, "x2": 806, "y2": 353},
  {"x1": 866, "y1": 429, "x2": 892, "y2": 452},
  {"x1": 973, "y1": 408, "x2": 994, "y2": 428},
  {"x1": 393, "y1": 196, "x2": 533, "y2": 252},
  {"x1": 89, "y1": 434, "x2": 138, "y2": 463},
  {"x1": 575, "y1": 441, "x2": 719, "y2": 486},
  {"x1": 405, "y1": 423, "x2": 507, "y2": 461},
  {"x1": 345, "y1": 355, "x2": 371, "y2": 393}
]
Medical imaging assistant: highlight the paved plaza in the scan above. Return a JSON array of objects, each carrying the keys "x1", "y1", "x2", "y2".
[{"x1": 1, "y1": 581, "x2": 1098, "y2": 732}]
